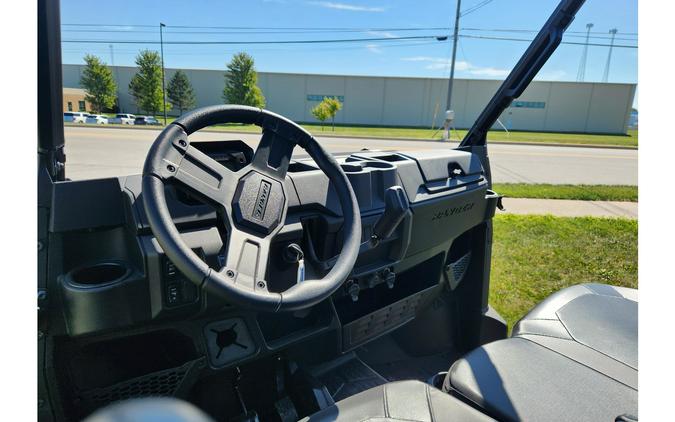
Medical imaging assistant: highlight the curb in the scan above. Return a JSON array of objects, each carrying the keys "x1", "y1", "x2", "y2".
[{"x1": 64, "y1": 124, "x2": 638, "y2": 150}]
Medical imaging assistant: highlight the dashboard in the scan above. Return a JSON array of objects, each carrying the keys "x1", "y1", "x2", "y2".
[{"x1": 49, "y1": 140, "x2": 496, "y2": 387}]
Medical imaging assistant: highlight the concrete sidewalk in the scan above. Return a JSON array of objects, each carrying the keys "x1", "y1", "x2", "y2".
[{"x1": 501, "y1": 198, "x2": 637, "y2": 219}]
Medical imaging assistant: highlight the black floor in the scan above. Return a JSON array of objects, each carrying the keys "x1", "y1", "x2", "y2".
[
  {"x1": 306, "y1": 334, "x2": 457, "y2": 403},
  {"x1": 310, "y1": 353, "x2": 387, "y2": 402},
  {"x1": 358, "y1": 334, "x2": 456, "y2": 384}
]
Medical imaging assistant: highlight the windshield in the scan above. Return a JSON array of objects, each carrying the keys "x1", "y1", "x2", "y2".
[{"x1": 60, "y1": 1, "x2": 637, "y2": 184}]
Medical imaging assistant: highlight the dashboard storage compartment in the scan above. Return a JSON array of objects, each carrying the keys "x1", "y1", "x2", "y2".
[
  {"x1": 257, "y1": 301, "x2": 335, "y2": 349},
  {"x1": 342, "y1": 286, "x2": 437, "y2": 350},
  {"x1": 336, "y1": 254, "x2": 444, "y2": 350}
]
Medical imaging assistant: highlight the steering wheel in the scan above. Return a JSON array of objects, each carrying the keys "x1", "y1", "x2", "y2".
[{"x1": 142, "y1": 105, "x2": 361, "y2": 312}]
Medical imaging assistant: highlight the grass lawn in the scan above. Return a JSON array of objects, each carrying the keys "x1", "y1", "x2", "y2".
[
  {"x1": 492, "y1": 183, "x2": 638, "y2": 202},
  {"x1": 91, "y1": 115, "x2": 638, "y2": 148},
  {"x1": 490, "y1": 214, "x2": 638, "y2": 329},
  {"x1": 202, "y1": 124, "x2": 638, "y2": 148}
]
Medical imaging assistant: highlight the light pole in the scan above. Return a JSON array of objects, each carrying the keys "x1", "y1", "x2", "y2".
[
  {"x1": 576, "y1": 23, "x2": 593, "y2": 82},
  {"x1": 109, "y1": 44, "x2": 120, "y2": 112},
  {"x1": 159, "y1": 22, "x2": 167, "y2": 125},
  {"x1": 602, "y1": 29, "x2": 618, "y2": 83}
]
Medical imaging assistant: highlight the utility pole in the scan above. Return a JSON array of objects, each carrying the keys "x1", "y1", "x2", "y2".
[
  {"x1": 159, "y1": 22, "x2": 167, "y2": 125},
  {"x1": 602, "y1": 28, "x2": 618, "y2": 83},
  {"x1": 441, "y1": 0, "x2": 461, "y2": 141},
  {"x1": 109, "y1": 44, "x2": 120, "y2": 112},
  {"x1": 446, "y1": 0, "x2": 462, "y2": 113},
  {"x1": 576, "y1": 22, "x2": 593, "y2": 82}
]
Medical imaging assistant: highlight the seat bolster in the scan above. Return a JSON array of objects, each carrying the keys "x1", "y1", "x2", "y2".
[
  {"x1": 303, "y1": 380, "x2": 494, "y2": 422},
  {"x1": 512, "y1": 283, "x2": 638, "y2": 336}
]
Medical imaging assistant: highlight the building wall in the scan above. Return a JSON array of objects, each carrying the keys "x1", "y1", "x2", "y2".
[
  {"x1": 62, "y1": 88, "x2": 90, "y2": 112},
  {"x1": 62, "y1": 64, "x2": 636, "y2": 134}
]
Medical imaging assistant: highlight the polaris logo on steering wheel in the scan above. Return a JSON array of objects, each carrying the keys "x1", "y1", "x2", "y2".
[{"x1": 253, "y1": 180, "x2": 272, "y2": 221}]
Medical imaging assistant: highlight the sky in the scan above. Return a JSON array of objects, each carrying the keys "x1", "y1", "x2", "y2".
[{"x1": 60, "y1": 0, "x2": 638, "y2": 105}]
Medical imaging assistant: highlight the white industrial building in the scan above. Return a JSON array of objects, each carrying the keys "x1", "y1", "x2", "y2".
[{"x1": 62, "y1": 64, "x2": 636, "y2": 134}]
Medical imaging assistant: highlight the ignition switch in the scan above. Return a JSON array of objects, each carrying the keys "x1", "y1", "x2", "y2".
[
  {"x1": 283, "y1": 243, "x2": 304, "y2": 264},
  {"x1": 284, "y1": 243, "x2": 305, "y2": 283}
]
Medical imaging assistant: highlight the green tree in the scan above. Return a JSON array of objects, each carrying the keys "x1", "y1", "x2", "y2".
[
  {"x1": 167, "y1": 70, "x2": 196, "y2": 115},
  {"x1": 79, "y1": 54, "x2": 117, "y2": 113},
  {"x1": 311, "y1": 102, "x2": 331, "y2": 131},
  {"x1": 223, "y1": 52, "x2": 265, "y2": 107},
  {"x1": 320, "y1": 97, "x2": 342, "y2": 131},
  {"x1": 129, "y1": 50, "x2": 170, "y2": 116}
]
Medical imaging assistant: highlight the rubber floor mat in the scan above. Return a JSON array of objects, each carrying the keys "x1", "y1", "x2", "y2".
[
  {"x1": 357, "y1": 334, "x2": 458, "y2": 383},
  {"x1": 310, "y1": 353, "x2": 387, "y2": 402}
]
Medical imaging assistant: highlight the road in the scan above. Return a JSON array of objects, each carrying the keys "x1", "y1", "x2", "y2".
[{"x1": 63, "y1": 126, "x2": 638, "y2": 185}]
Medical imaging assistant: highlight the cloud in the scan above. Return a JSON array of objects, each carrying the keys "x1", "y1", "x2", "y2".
[
  {"x1": 366, "y1": 44, "x2": 382, "y2": 54},
  {"x1": 401, "y1": 56, "x2": 508, "y2": 76},
  {"x1": 366, "y1": 30, "x2": 396, "y2": 38},
  {"x1": 308, "y1": 1, "x2": 385, "y2": 12}
]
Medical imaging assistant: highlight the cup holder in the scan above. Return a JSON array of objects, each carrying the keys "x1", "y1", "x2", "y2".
[
  {"x1": 66, "y1": 261, "x2": 131, "y2": 288},
  {"x1": 340, "y1": 163, "x2": 365, "y2": 173},
  {"x1": 340, "y1": 161, "x2": 395, "y2": 173}
]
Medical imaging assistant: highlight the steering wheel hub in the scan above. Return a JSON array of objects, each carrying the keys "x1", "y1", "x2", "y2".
[{"x1": 232, "y1": 170, "x2": 286, "y2": 235}]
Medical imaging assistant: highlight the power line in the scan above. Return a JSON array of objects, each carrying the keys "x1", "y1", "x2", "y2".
[
  {"x1": 460, "y1": 27, "x2": 637, "y2": 36},
  {"x1": 61, "y1": 27, "x2": 453, "y2": 35},
  {"x1": 62, "y1": 23, "x2": 450, "y2": 31},
  {"x1": 61, "y1": 22, "x2": 637, "y2": 36},
  {"x1": 61, "y1": 34, "x2": 449, "y2": 45},
  {"x1": 459, "y1": 34, "x2": 636, "y2": 48},
  {"x1": 61, "y1": 40, "x2": 447, "y2": 56},
  {"x1": 460, "y1": 0, "x2": 495, "y2": 17},
  {"x1": 61, "y1": 33, "x2": 636, "y2": 49},
  {"x1": 61, "y1": 27, "x2": 637, "y2": 42}
]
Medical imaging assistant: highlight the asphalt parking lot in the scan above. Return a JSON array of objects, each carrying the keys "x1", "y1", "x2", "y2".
[{"x1": 63, "y1": 126, "x2": 638, "y2": 185}]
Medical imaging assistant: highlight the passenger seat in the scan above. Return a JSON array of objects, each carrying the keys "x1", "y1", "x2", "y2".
[{"x1": 445, "y1": 283, "x2": 638, "y2": 421}]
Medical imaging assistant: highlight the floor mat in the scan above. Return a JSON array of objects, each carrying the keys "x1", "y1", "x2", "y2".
[
  {"x1": 357, "y1": 334, "x2": 458, "y2": 383},
  {"x1": 309, "y1": 353, "x2": 387, "y2": 402}
]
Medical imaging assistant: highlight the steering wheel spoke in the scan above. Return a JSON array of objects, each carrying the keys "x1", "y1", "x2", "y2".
[
  {"x1": 250, "y1": 130, "x2": 295, "y2": 180},
  {"x1": 166, "y1": 138, "x2": 235, "y2": 209},
  {"x1": 219, "y1": 227, "x2": 272, "y2": 293}
]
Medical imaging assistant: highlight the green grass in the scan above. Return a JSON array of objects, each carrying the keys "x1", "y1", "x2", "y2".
[
  {"x1": 492, "y1": 183, "x2": 638, "y2": 202},
  {"x1": 202, "y1": 124, "x2": 638, "y2": 147},
  {"x1": 490, "y1": 214, "x2": 638, "y2": 329},
  {"x1": 84, "y1": 116, "x2": 638, "y2": 148}
]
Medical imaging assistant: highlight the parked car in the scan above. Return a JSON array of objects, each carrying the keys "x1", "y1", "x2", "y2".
[
  {"x1": 63, "y1": 111, "x2": 88, "y2": 123},
  {"x1": 134, "y1": 116, "x2": 162, "y2": 125},
  {"x1": 109, "y1": 113, "x2": 136, "y2": 125},
  {"x1": 85, "y1": 114, "x2": 109, "y2": 124}
]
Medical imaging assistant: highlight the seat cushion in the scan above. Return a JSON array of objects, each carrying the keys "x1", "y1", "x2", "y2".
[
  {"x1": 303, "y1": 380, "x2": 494, "y2": 422},
  {"x1": 513, "y1": 283, "x2": 637, "y2": 370},
  {"x1": 446, "y1": 283, "x2": 638, "y2": 421}
]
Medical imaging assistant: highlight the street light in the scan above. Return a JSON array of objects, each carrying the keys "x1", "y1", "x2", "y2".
[{"x1": 159, "y1": 22, "x2": 167, "y2": 125}]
